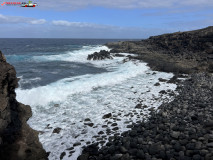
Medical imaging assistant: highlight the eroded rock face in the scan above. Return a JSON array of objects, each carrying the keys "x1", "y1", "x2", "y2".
[
  {"x1": 87, "y1": 50, "x2": 113, "y2": 60},
  {"x1": 0, "y1": 51, "x2": 47, "y2": 160},
  {"x1": 106, "y1": 26, "x2": 213, "y2": 73},
  {"x1": 148, "y1": 26, "x2": 213, "y2": 55}
]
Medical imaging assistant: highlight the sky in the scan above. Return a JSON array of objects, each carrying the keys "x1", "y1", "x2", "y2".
[{"x1": 0, "y1": 0, "x2": 212, "y2": 38}]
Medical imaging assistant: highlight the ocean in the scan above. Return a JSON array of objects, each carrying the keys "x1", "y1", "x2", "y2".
[{"x1": 1, "y1": 38, "x2": 177, "y2": 160}]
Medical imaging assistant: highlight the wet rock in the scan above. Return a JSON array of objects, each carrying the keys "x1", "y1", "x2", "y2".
[
  {"x1": 111, "y1": 123, "x2": 118, "y2": 126},
  {"x1": 84, "y1": 118, "x2": 91, "y2": 122},
  {"x1": 112, "y1": 127, "x2": 119, "y2": 131},
  {"x1": 84, "y1": 123, "x2": 94, "y2": 127},
  {"x1": 60, "y1": 152, "x2": 66, "y2": 160},
  {"x1": 66, "y1": 147, "x2": 74, "y2": 151},
  {"x1": 77, "y1": 153, "x2": 89, "y2": 160},
  {"x1": 159, "y1": 90, "x2": 167, "y2": 94},
  {"x1": 102, "y1": 113, "x2": 112, "y2": 119},
  {"x1": 158, "y1": 78, "x2": 167, "y2": 82},
  {"x1": 87, "y1": 50, "x2": 113, "y2": 60},
  {"x1": 135, "y1": 104, "x2": 142, "y2": 109},
  {"x1": 98, "y1": 131, "x2": 104, "y2": 135},
  {"x1": 73, "y1": 142, "x2": 81, "y2": 147},
  {"x1": 53, "y1": 127, "x2": 62, "y2": 134},
  {"x1": 114, "y1": 53, "x2": 125, "y2": 57},
  {"x1": 154, "y1": 82, "x2": 160, "y2": 86}
]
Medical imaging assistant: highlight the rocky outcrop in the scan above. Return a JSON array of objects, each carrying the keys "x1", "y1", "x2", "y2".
[
  {"x1": 148, "y1": 26, "x2": 213, "y2": 55},
  {"x1": 0, "y1": 51, "x2": 47, "y2": 160},
  {"x1": 87, "y1": 50, "x2": 113, "y2": 60},
  {"x1": 106, "y1": 26, "x2": 213, "y2": 73}
]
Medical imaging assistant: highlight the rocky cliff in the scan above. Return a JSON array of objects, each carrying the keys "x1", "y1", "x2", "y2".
[
  {"x1": 148, "y1": 26, "x2": 213, "y2": 55},
  {"x1": 0, "y1": 51, "x2": 47, "y2": 160},
  {"x1": 106, "y1": 26, "x2": 213, "y2": 73}
]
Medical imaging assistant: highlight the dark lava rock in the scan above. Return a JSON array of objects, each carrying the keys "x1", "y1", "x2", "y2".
[
  {"x1": 53, "y1": 127, "x2": 62, "y2": 134},
  {"x1": 87, "y1": 50, "x2": 113, "y2": 60},
  {"x1": 73, "y1": 142, "x2": 81, "y2": 147},
  {"x1": 168, "y1": 76, "x2": 180, "y2": 83},
  {"x1": 120, "y1": 146, "x2": 128, "y2": 153},
  {"x1": 204, "y1": 121, "x2": 213, "y2": 128},
  {"x1": 102, "y1": 113, "x2": 112, "y2": 119},
  {"x1": 136, "y1": 150, "x2": 145, "y2": 158},
  {"x1": 154, "y1": 82, "x2": 160, "y2": 86},
  {"x1": 135, "y1": 104, "x2": 142, "y2": 109},
  {"x1": 60, "y1": 152, "x2": 66, "y2": 160},
  {"x1": 84, "y1": 123, "x2": 94, "y2": 127},
  {"x1": 84, "y1": 118, "x2": 91, "y2": 122},
  {"x1": 66, "y1": 147, "x2": 74, "y2": 151},
  {"x1": 129, "y1": 130, "x2": 137, "y2": 137},
  {"x1": 98, "y1": 131, "x2": 104, "y2": 135},
  {"x1": 158, "y1": 78, "x2": 167, "y2": 82},
  {"x1": 114, "y1": 53, "x2": 125, "y2": 57},
  {"x1": 111, "y1": 123, "x2": 117, "y2": 126},
  {"x1": 0, "y1": 51, "x2": 47, "y2": 160},
  {"x1": 77, "y1": 153, "x2": 89, "y2": 160},
  {"x1": 112, "y1": 127, "x2": 119, "y2": 131},
  {"x1": 159, "y1": 90, "x2": 167, "y2": 94}
]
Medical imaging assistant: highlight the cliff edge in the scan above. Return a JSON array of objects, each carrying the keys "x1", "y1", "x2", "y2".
[
  {"x1": 0, "y1": 51, "x2": 47, "y2": 160},
  {"x1": 106, "y1": 26, "x2": 213, "y2": 73}
]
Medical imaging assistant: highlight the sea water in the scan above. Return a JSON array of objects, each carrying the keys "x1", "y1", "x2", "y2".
[{"x1": 1, "y1": 39, "x2": 177, "y2": 160}]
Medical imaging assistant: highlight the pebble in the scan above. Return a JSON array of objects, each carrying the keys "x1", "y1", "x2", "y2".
[{"x1": 79, "y1": 73, "x2": 213, "y2": 160}]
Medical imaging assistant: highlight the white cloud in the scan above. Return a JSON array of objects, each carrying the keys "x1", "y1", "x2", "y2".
[
  {"x1": 0, "y1": 14, "x2": 46, "y2": 25},
  {"x1": 38, "y1": 0, "x2": 213, "y2": 10},
  {"x1": 30, "y1": 19, "x2": 46, "y2": 24},
  {"x1": 52, "y1": 20, "x2": 110, "y2": 29},
  {"x1": 52, "y1": 20, "x2": 92, "y2": 27}
]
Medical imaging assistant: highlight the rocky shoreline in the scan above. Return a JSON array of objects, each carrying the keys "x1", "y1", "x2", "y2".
[
  {"x1": 78, "y1": 27, "x2": 213, "y2": 159},
  {"x1": 0, "y1": 51, "x2": 47, "y2": 160},
  {"x1": 0, "y1": 26, "x2": 212, "y2": 160}
]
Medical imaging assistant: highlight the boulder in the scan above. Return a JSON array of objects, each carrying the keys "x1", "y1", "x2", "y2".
[{"x1": 87, "y1": 50, "x2": 113, "y2": 60}]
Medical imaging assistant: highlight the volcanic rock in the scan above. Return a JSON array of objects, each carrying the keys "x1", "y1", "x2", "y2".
[
  {"x1": 87, "y1": 50, "x2": 113, "y2": 60},
  {"x1": 0, "y1": 51, "x2": 47, "y2": 159}
]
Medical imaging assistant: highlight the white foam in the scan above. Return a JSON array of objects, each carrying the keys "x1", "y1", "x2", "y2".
[
  {"x1": 16, "y1": 46, "x2": 178, "y2": 160},
  {"x1": 18, "y1": 77, "x2": 41, "y2": 88},
  {"x1": 16, "y1": 61, "x2": 148, "y2": 106},
  {"x1": 32, "y1": 45, "x2": 110, "y2": 64}
]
